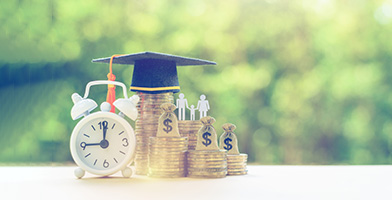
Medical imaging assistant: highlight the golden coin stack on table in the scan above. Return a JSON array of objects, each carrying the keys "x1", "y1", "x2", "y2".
[
  {"x1": 178, "y1": 120, "x2": 202, "y2": 150},
  {"x1": 134, "y1": 92, "x2": 174, "y2": 175},
  {"x1": 227, "y1": 154, "x2": 248, "y2": 175},
  {"x1": 148, "y1": 103, "x2": 188, "y2": 178},
  {"x1": 187, "y1": 149, "x2": 227, "y2": 178},
  {"x1": 219, "y1": 123, "x2": 248, "y2": 176},
  {"x1": 187, "y1": 116, "x2": 227, "y2": 178},
  {"x1": 148, "y1": 137, "x2": 188, "y2": 178}
]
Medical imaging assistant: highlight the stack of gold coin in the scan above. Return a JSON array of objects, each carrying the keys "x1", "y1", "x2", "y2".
[
  {"x1": 134, "y1": 92, "x2": 174, "y2": 175},
  {"x1": 148, "y1": 137, "x2": 188, "y2": 178},
  {"x1": 178, "y1": 120, "x2": 202, "y2": 150},
  {"x1": 186, "y1": 150, "x2": 227, "y2": 178},
  {"x1": 227, "y1": 154, "x2": 248, "y2": 175}
]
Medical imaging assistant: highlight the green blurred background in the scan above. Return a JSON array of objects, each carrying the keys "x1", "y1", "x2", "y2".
[{"x1": 1, "y1": 0, "x2": 392, "y2": 165}]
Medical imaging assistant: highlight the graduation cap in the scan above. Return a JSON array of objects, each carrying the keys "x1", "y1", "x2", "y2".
[{"x1": 92, "y1": 52, "x2": 216, "y2": 94}]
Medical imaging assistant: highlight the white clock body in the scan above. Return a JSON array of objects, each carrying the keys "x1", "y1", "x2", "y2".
[{"x1": 70, "y1": 111, "x2": 136, "y2": 176}]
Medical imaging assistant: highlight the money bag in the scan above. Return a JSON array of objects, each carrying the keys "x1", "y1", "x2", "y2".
[
  {"x1": 219, "y1": 123, "x2": 239, "y2": 155},
  {"x1": 156, "y1": 103, "x2": 180, "y2": 137},
  {"x1": 196, "y1": 116, "x2": 219, "y2": 150}
]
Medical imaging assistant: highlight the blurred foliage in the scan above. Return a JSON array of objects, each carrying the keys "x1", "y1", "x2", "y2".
[{"x1": 1, "y1": 0, "x2": 392, "y2": 165}]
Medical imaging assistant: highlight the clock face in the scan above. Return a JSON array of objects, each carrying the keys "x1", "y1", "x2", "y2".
[{"x1": 70, "y1": 112, "x2": 136, "y2": 175}]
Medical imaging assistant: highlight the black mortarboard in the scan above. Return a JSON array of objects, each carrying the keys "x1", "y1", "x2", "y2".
[{"x1": 92, "y1": 52, "x2": 216, "y2": 94}]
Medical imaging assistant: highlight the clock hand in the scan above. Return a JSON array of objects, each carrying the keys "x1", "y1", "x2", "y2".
[
  {"x1": 103, "y1": 126, "x2": 108, "y2": 140},
  {"x1": 80, "y1": 142, "x2": 100, "y2": 150}
]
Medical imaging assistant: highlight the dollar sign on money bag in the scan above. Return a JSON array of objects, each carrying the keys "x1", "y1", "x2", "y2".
[
  {"x1": 163, "y1": 118, "x2": 173, "y2": 133},
  {"x1": 219, "y1": 123, "x2": 240, "y2": 154},
  {"x1": 224, "y1": 137, "x2": 232, "y2": 150},
  {"x1": 202, "y1": 132, "x2": 212, "y2": 147}
]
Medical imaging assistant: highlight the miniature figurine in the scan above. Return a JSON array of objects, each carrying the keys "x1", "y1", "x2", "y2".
[
  {"x1": 176, "y1": 93, "x2": 189, "y2": 121},
  {"x1": 197, "y1": 94, "x2": 210, "y2": 119},
  {"x1": 187, "y1": 105, "x2": 198, "y2": 121}
]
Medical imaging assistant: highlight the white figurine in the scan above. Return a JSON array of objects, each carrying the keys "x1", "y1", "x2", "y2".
[
  {"x1": 197, "y1": 94, "x2": 210, "y2": 119},
  {"x1": 187, "y1": 105, "x2": 198, "y2": 121},
  {"x1": 176, "y1": 93, "x2": 189, "y2": 121}
]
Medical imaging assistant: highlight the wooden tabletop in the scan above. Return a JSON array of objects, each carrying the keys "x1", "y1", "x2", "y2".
[{"x1": 0, "y1": 165, "x2": 390, "y2": 200}]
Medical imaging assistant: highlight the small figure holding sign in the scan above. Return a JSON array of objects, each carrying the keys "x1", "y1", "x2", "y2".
[
  {"x1": 197, "y1": 94, "x2": 210, "y2": 119},
  {"x1": 176, "y1": 93, "x2": 189, "y2": 121}
]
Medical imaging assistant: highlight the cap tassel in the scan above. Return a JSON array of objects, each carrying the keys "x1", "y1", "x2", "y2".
[{"x1": 106, "y1": 55, "x2": 123, "y2": 113}]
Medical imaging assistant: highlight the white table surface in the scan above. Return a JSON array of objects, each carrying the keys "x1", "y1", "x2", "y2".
[{"x1": 0, "y1": 165, "x2": 390, "y2": 200}]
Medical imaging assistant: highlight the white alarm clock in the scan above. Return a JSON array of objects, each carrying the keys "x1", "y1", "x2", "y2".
[{"x1": 70, "y1": 80, "x2": 139, "y2": 179}]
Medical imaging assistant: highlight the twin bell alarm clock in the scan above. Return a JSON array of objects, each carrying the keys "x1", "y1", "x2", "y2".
[{"x1": 70, "y1": 80, "x2": 138, "y2": 179}]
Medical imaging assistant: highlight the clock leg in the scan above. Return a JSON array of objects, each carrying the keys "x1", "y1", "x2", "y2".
[
  {"x1": 74, "y1": 167, "x2": 85, "y2": 179},
  {"x1": 122, "y1": 167, "x2": 133, "y2": 178}
]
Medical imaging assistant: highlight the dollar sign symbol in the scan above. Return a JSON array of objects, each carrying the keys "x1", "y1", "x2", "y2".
[
  {"x1": 224, "y1": 138, "x2": 232, "y2": 150},
  {"x1": 202, "y1": 132, "x2": 211, "y2": 147},
  {"x1": 163, "y1": 119, "x2": 172, "y2": 133}
]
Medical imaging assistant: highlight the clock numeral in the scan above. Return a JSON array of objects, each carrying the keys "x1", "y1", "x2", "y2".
[
  {"x1": 119, "y1": 151, "x2": 126, "y2": 155},
  {"x1": 80, "y1": 142, "x2": 86, "y2": 150},
  {"x1": 91, "y1": 125, "x2": 96, "y2": 131},
  {"x1": 103, "y1": 159, "x2": 109, "y2": 168},
  {"x1": 94, "y1": 159, "x2": 97, "y2": 166},
  {"x1": 99, "y1": 121, "x2": 108, "y2": 130},
  {"x1": 112, "y1": 123, "x2": 116, "y2": 129},
  {"x1": 122, "y1": 138, "x2": 129, "y2": 147},
  {"x1": 85, "y1": 153, "x2": 91, "y2": 158},
  {"x1": 114, "y1": 158, "x2": 118, "y2": 163}
]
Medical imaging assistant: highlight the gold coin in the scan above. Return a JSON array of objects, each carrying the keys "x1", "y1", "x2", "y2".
[
  {"x1": 227, "y1": 171, "x2": 248, "y2": 175},
  {"x1": 188, "y1": 149, "x2": 226, "y2": 154},
  {"x1": 227, "y1": 157, "x2": 247, "y2": 161},
  {"x1": 227, "y1": 169, "x2": 247, "y2": 174},
  {"x1": 188, "y1": 163, "x2": 227, "y2": 168},
  {"x1": 148, "y1": 172, "x2": 186, "y2": 178},
  {"x1": 187, "y1": 163, "x2": 226, "y2": 167},
  {"x1": 148, "y1": 167, "x2": 186, "y2": 172},
  {"x1": 149, "y1": 155, "x2": 186, "y2": 160},
  {"x1": 227, "y1": 160, "x2": 247, "y2": 164},
  {"x1": 148, "y1": 155, "x2": 186, "y2": 160},
  {"x1": 227, "y1": 166, "x2": 247, "y2": 170},
  {"x1": 187, "y1": 158, "x2": 227, "y2": 163},
  {"x1": 149, "y1": 148, "x2": 188, "y2": 153},
  {"x1": 148, "y1": 161, "x2": 186, "y2": 166},
  {"x1": 227, "y1": 154, "x2": 248, "y2": 158},
  {"x1": 149, "y1": 144, "x2": 188, "y2": 148},
  {"x1": 187, "y1": 158, "x2": 226, "y2": 163},
  {"x1": 187, "y1": 154, "x2": 227, "y2": 158},
  {"x1": 149, "y1": 142, "x2": 188, "y2": 146},
  {"x1": 150, "y1": 137, "x2": 188, "y2": 142},
  {"x1": 227, "y1": 165, "x2": 247, "y2": 168},
  {"x1": 149, "y1": 139, "x2": 188, "y2": 143},
  {"x1": 187, "y1": 154, "x2": 227, "y2": 159},
  {"x1": 149, "y1": 143, "x2": 188, "y2": 147},
  {"x1": 149, "y1": 150, "x2": 186, "y2": 154},
  {"x1": 187, "y1": 167, "x2": 227, "y2": 172},
  {"x1": 187, "y1": 171, "x2": 227, "y2": 178}
]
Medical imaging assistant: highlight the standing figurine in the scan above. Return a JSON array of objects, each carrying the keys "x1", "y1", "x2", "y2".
[
  {"x1": 197, "y1": 94, "x2": 210, "y2": 119},
  {"x1": 187, "y1": 105, "x2": 198, "y2": 121},
  {"x1": 176, "y1": 93, "x2": 189, "y2": 121}
]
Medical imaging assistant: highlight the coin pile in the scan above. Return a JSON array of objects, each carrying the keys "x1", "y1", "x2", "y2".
[
  {"x1": 178, "y1": 120, "x2": 202, "y2": 150},
  {"x1": 227, "y1": 154, "x2": 248, "y2": 175},
  {"x1": 134, "y1": 92, "x2": 174, "y2": 175},
  {"x1": 148, "y1": 137, "x2": 188, "y2": 178},
  {"x1": 187, "y1": 150, "x2": 227, "y2": 178}
]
